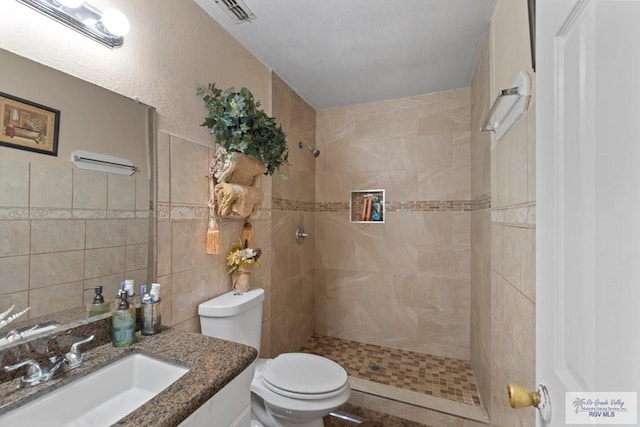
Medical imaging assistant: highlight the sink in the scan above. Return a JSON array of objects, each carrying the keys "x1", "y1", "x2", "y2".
[{"x1": 0, "y1": 353, "x2": 189, "y2": 427}]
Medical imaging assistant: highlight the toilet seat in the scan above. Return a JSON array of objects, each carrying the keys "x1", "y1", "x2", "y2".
[{"x1": 260, "y1": 353, "x2": 348, "y2": 400}]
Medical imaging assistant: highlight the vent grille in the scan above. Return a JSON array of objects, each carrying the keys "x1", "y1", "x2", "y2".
[{"x1": 215, "y1": 0, "x2": 256, "y2": 24}]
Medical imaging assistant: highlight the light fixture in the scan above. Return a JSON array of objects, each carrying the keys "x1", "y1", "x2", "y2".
[{"x1": 16, "y1": 0, "x2": 130, "y2": 48}]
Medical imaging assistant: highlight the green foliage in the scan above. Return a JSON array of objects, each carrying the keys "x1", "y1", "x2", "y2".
[{"x1": 197, "y1": 82, "x2": 289, "y2": 176}]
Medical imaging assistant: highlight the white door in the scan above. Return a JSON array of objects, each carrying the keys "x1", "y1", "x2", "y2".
[{"x1": 537, "y1": 0, "x2": 640, "y2": 425}]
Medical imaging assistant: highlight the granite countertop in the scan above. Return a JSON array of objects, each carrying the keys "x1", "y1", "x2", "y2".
[{"x1": 0, "y1": 329, "x2": 257, "y2": 427}]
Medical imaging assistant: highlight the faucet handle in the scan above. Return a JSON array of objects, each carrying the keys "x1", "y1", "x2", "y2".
[
  {"x1": 4, "y1": 359, "x2": 43, "y2": 383},
  {"x1": 65, "y1": 335, "x2": 95, "y2": 368}
]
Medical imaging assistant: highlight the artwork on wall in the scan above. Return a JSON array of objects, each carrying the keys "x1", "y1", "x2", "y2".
[
  {"x1": 528, "y1": 0, "x2": 536, "y2": 72},
  {"x1": 0, "y1": 91, "x2": 60, "y2": 156}
]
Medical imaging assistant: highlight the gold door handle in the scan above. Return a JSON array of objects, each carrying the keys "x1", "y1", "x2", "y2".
[{"x1": 507, "y1": 383, "x2": 552, "y2": 423}]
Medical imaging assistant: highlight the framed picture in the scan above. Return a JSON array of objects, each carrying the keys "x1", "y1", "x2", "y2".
[
  {"x1": 528, "y1": 0, "x2": 536, "y2": 72},
  {"x1": 0, "y1": 91, "x2": 60, "y2": 156}
]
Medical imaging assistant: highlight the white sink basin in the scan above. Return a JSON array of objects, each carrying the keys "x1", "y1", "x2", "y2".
[{"x1": 0, "y1": 353, "x2": 189, "y2": 427}]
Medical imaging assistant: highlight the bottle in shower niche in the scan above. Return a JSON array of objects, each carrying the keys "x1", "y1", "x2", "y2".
[{"x1": 112, "y1": 286, "x2": 135, "y2": 347}]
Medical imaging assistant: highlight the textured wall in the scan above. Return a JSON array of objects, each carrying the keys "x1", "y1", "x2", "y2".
[
  {"x1": 269, "y1": 73, "x2": 317, "y2": 356},
  {"x1": 315, "y1": 89, "x2": 472, "y2": 359},
  {"x1": 0, "y1": 1, "x2": 272, "y2": 334}
]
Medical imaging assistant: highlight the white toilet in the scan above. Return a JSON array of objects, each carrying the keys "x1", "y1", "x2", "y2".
[{"x1": 198, "y1": 288, "x2": 350, "y2": 427}]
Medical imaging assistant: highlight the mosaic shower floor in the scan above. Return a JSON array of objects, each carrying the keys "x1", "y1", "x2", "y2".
[{"x1": 300, "y1": 335, "x2": 482, "y2": 408}]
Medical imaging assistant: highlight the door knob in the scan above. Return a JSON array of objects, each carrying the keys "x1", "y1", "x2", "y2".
[{"x1": 507, "y1": 382, "x2": 552, "y2": 423}]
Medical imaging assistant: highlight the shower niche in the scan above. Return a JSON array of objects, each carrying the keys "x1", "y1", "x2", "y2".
[{"x1": 350, "y1": 189, "x2": 385, "y2": 223}]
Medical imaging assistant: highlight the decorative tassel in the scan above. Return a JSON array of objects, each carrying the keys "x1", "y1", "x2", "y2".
[
  {"x1": 206, "y1": 216, "x2": 221, "y2": 254},
  {"x1": 241, "y1": 220, "x2": 253, "y2": 248}
]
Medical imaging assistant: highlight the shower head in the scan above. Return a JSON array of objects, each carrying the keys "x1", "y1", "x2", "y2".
[{"x1": 298, "y1": 141, "x2": 320, "y2": 158}]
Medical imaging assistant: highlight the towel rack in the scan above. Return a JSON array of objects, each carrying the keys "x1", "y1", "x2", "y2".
[
  {"x1": 481, "y1": 71, "x2": 531, "y2": 140},
  {"x1": 71, "y1": 150, "x2": 137, "y2": 175}
]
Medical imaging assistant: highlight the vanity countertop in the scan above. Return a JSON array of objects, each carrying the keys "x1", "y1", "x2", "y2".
[{"x1": 0, "y1": 329, "x2": 258, "y2": 426}]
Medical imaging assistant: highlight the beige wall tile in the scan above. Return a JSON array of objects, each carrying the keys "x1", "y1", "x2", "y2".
[
  {"x1": 84, "y1": 246, "x2": 126, "y2": 279},
  {"x1": 170, "y1": 136, "x2": 208, "y2": 205},
  {"x1": 31, "y1": 220, "x2": 85, "y2": 254},
  {"x1": 418, "y1": 167, "x2": 471, "y2": 200},
  {"x1": 85, "y1": 219, "x2": 126, "y2": 249},
  {"x1": 157, "y1": 220, "x2": 171, "y2": 277},
  {"x1": 136, "y1": 175, "x2": 150, "y2": 212},
  {"x1": 125, "y1": 243, "x2": 148, "y2": 271},
  {"x1": 171, "y1": 220, "x2": 208, "y2": 274},
  {"x1": 29, "y1": 280, "x2": 83, "y2": 318},
  {"x1": 0, "y1": 221, "x2": 30, "y2": 257},
  {"x1": 171, "y1": 267, "x2": 218, "y2": 325},
  {"x1": 0, "y1": 255, "x2": 29, "y2": 294},
  {"x1": 0, "y1": 291, "x2": 28, "y2": 318},
  {"x1": 126, "y1": 218, "x2": 149, "y2": 245},
  {"x1": 0, "y1": 158, "x2": 29, "y2": 207},
  {"x1": 107, "y1": 174, "x2": 136, "y2": 211},
  {"x1": 72, "y1": 169, "x2": 107, "y2": 210},
  {"x1": 30, "y1": 162, "x2": 72, "y2": 208},
  {"x1": 157, "y1": 131, "x2": 171, "y2": 203},
  {"x1": 30, "y1": 250, "x2": 84, "y2": 289}
]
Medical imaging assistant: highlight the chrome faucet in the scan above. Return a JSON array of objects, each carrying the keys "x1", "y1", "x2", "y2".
[{"x1": 4, "y1": 335, "x2": 95, "y2": 387}]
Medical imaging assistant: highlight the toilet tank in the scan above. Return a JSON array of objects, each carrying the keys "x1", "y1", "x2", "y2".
[{"x1": 198, "y1": 288, "x2": 265, "y2": 351}]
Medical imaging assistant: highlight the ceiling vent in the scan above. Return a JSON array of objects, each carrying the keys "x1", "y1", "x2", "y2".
[{"x1": 215, "y1": 0, "x2": 256, "y2": 24}]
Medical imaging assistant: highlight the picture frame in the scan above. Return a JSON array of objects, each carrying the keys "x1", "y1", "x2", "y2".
[
  {"x1": 0, "y1": 91, "x2": 60, "y2": 156},
  {"x1": 528, "y1": 0, "x2": 536, "y2": 72}
]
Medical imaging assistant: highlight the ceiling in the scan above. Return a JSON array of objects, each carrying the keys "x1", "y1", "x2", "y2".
[{"x1": 194, "y1": 0, "x2": 496, "y2": 110}]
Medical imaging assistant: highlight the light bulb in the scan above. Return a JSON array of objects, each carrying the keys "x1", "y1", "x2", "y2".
[
  {"x1": 100, "y1": 8, "x2": 130, "y2": 37},
  {"x1": 56, "y1": 0, "x2": 84, "y2": 7}
]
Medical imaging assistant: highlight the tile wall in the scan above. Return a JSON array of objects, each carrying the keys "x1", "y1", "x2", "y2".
[
  {"x1": 269, "y1": 73, "x2": 317, "y2": 356},
  {"x1": 155, "y1": 132, "x2": 273, "y2": 337},
  {"x1": 470, "y1": 1, "x2": 536, "y2": 426},
  {"x1": 0, "y1": 158, "x2": 150, "y2": 319},
  {"x1": 315, "y1": 88, "x2": 472, "y2": 359}
]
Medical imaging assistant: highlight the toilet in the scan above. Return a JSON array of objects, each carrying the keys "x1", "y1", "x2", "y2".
[{"x1": 198, "y1": 288, "x2": 350, "y2": 427}]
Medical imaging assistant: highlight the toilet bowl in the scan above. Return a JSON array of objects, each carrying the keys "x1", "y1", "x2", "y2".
[
  {"x1": 250, "y1": 354, "x2": 350, "y2": 427},
  {"x1": 198, "y1": 289, "x2": 351, "y2": 427}
]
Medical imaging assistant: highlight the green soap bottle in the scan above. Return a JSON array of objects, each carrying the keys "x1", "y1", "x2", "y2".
[
  {"x1": 88, "y1": 286, "x2": 110, "y2": 317},
  {"x1": 112, "y1": 287, "x2": 135, "y2": 347}
]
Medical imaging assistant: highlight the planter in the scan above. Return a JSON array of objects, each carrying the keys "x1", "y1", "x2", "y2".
[{"x1": 231, "y1": 265, "x2": 252, "y2": 293}]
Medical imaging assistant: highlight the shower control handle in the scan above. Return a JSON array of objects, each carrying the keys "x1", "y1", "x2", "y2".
[{"x1": 295, "y1": 226, "x2": 309, "y2": 245}]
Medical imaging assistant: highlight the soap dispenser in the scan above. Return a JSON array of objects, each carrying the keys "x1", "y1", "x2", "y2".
[
  {"x1": 112, "y1": 286, "x2": 135, "y2": 347},
  {"x1": 88, "y1": 285, "x2": 110, "y2": 317}
]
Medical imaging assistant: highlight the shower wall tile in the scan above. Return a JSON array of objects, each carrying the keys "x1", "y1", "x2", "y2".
[
  {"x1": 270, "y1": 73, "x2": 316, "y2": 356},
  {"x1": 315, "y1": 87, "x2": 471, "y2": 358}
]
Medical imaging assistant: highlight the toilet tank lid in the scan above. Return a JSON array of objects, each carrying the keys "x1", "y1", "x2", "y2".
[{"x1": 198, "y1": 288, "x2": 265, "y2": 317}]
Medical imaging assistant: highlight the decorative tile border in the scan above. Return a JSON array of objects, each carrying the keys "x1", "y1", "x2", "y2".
[
  {"x1": 274, "y1": 196, "x2": 493, "y2": 213},
  {"x1": 386, "y1": 200, "x2": 474, "y2": 212},
  {"x1": 474, "y1": 192, "x2": 491, "y2": 210},
  {"x1": 491, "y1": 203, "x2": 535, "y2": 226},
  {"x1": 0, "y1": 207, "x2": 148, "y2": 221}
]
